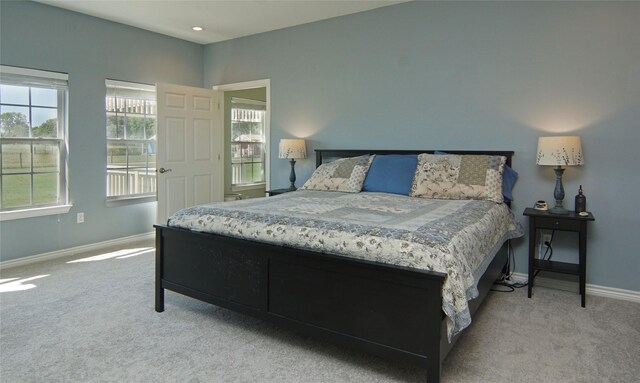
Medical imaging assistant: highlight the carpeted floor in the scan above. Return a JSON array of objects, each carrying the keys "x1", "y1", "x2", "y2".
[{"x1": 1, "y1": 240, "x2": 638, "y2": 382}]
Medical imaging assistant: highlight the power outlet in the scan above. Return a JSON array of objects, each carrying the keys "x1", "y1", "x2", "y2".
[
  {"x1": 77, "y1": 212, "x2": 85, "y2": 224},
  {"x1": 538, "y1": 232, "x2": 552, "y2": 259}
]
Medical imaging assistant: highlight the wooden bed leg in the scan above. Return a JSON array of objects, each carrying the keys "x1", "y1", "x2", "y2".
[
  {"x1": 155, "y1": 226, "x2": 164, "y2": 313},
  {"x1": 155, "y1": 285, "x2": 164, "y2": 312},
  {"x1": 426, "y1": 358, "x2": 440, "y2": 383}
]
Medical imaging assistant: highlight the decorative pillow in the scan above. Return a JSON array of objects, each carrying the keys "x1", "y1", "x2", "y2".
[
  {"x1": 409, "y1": 153, "x2": 506, "y2": 203},
  {"x1": 501, "y1": 164, "x2": 518, "y2": 203},
  {"x1": 363, "y1": 154, "x2": 418, "y2": 195},
  {"x1": 435, "y1": 151, "x2": 517, "y2": 202},
  {"x1": 300, "y1": 155, "x2": 374, "y2": 193}
]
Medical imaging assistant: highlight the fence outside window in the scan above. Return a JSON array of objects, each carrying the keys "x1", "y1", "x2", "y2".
[
  {"x1": 230, "y1": 97, "x2": 266, "y2": 186},
  {"x1": 105, "y1": 80, "x2": 156, "y2": 199}
]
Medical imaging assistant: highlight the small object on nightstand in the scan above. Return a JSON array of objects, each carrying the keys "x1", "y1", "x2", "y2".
[
  {"x1": 524, "y1": 208, "x2": 594, "y2": 307},
  {"x1": 534, "y1": 200, "x2": 548, "y2": 211},
  {"x1": 575, "y1": 185, "x2": 586, "y2": 213}
]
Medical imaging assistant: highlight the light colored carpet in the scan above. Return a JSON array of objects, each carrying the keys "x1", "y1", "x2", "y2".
[{"x1": 1, "y1": 240, "x2": 638, "y2": 383}]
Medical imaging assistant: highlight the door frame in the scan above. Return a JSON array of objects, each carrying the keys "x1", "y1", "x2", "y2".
[{"x1": 213, "y1": 79, "x2": 271, "y2": 191}]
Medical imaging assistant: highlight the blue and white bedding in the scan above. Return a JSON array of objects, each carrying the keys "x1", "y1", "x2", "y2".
[{"x1": 168, "y1": 190, "x2": 524, "y2": 339}]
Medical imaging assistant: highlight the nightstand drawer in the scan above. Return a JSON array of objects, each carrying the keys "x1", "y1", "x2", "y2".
[{"x1": 536, "y1": 217, "x2": 582, "y2": 231}]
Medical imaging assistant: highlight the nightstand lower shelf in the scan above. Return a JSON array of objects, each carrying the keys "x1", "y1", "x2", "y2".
[{"x1": 533, "y1": 259, "x2": 579, "y2": 275}]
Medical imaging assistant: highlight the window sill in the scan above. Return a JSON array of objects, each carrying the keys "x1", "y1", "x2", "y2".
[
  {"x1": 0, "y1": 204, "x2": 73, "y2": 221},
  {"x1": 232, "y1": 183, "x2": 266, "y2": 192},
  {"x1": 106, "y1": 195, "x2": 156, "y2": 207}
]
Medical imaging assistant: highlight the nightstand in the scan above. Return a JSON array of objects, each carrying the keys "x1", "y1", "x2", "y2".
[
  {"x1": 266, "y1": 188, "x2": 293, "y2": 196},
  {"x1": 523, "y1": 208, "x2": 595, "y2": 307}
]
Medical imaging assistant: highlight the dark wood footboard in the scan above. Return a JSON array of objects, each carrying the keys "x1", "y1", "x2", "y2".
[
  {"x1": 155, "y1": 225, "x2": 457, "y2": 382},
  {"x1": 155, "y1": 224, "x2": 509, "y2": 382}
]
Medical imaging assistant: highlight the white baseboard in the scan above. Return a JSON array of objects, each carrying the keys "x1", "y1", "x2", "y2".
[
  {"x1": 0, "y1": 232, "x2": 155, "y2": 270},
  {"x1": 510, "y1": 272, "x2": 640, "y2": 304}
]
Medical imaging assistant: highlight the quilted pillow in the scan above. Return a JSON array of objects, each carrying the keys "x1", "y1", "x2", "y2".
[
  {"x1": 300, "y1": 155, "x2": 374, "y2": 193},
  {"x1": 409, "y1": 153, "x2": 506, "y2": 203},
  {"x1": 435, "y1": 151, "x2": 518, "y2": 202}
]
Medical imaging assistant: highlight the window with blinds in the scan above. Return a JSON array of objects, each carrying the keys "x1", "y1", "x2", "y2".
[
  {"x1": 230, "y1": 97, "x2": 266, "y2": 186},
  {"x1": 105, "y1": 80, "x2": 156, "y2": 200},
  {"x1": 0, "y1": 65, "x2": 69, "y2": 213}
]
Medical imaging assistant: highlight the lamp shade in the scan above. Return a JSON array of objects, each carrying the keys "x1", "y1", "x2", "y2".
[
  {"x1": 278, "y1": 139, "x2": 306, "y2": 159},
  {"x1": 536, "y1": 136, "x2": 584, "y2": 166}
]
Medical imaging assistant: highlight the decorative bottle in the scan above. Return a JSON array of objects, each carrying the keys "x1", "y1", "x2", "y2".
[{"x1": 575, "y1": 185, "x2": 586, "y2": 213}]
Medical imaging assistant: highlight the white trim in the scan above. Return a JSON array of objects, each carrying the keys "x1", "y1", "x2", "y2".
[
  {"x1": 231, "y1": 182, "x2": 266, "y2": 192},
  {"x1": 0, "y1": 204, "x2": 72, "y2": 221},
  {"x1": 213, "y1": 79, "x2": 269, "y2": 92},
  {"x1": 0, "y1": 231, "x2": 155, "y2": 270},
  {"x1": 231, "y1": 97, "x2": 266, "y2": 106},
  {"x1": 213, "y1": 79, "x2": 271, "y2": 191},
  {"x1": 105, "y1": 78, "x2": 155, "y2": 92},
  {"x1": 0, "y1": 64, "x2": 68, "y2": 80},
  {"x1": 510, "y1": 272, "x2": 640, "y2": 304},
  {"x1": 106, "y1": 195, "x2": 157, "y2": 207}
]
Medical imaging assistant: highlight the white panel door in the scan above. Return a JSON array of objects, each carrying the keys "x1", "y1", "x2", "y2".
[{"x1": 156, "y1": 83, "x2": 222, "y2": 224}]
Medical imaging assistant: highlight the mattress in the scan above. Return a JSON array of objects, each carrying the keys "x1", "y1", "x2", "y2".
[{"x1": 168, "y1": 190, "x2": 524, "y2": 339}]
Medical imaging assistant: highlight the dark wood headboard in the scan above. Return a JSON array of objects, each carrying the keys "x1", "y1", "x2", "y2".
[{"x1": 315, "y1": 149, "x2": 514, "y2": 168}]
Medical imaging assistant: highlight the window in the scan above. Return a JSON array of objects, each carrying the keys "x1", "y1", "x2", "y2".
[
  {"x1": 230, "y1": 97, "x2": 266, "y2": 187},
  {"x1": 105, "y1": 80, "x2": 156, "y2": 201},
  {"x1": 0, "y1": 65, "x2": 69, "y2": 218}
]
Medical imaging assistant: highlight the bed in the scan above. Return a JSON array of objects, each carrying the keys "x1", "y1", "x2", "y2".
[{"x1": 154, "y1": 149, "x2": 523, "y2": 382}]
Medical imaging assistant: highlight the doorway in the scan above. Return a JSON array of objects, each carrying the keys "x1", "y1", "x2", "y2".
[{"x1": 214, "y1": 80, "x2": 270, "y2": 200}]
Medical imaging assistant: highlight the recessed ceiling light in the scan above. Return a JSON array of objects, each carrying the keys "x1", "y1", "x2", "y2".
[{"x1": 192, "y1": 26, "x2": 204, "y2": 32}]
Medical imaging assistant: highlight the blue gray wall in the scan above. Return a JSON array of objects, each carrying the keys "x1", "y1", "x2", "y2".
[
  {"x1": 0, "y1": 1, "x2": 203, "y2": 260},
  {"x1": 1, "y1": 1, "x2": 638, "y2": 293},
  {"x1": 204, "y1": 2, "x2": 640, "y2": 291}
]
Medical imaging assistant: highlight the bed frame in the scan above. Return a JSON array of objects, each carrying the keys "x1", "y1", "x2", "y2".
[{"x1": 155, "y1": 149, "x2": 514, "y2": 383}]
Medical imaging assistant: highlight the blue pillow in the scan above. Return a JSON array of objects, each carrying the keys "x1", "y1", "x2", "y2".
[
  {"x1": 434, "y1": 151, "x2": 518, "y2": 202},
  {"x1": 502, "y1": 164, "x2": 518, "y2": 203},
  {"x1": 363, "y1": 154, "x2": 418, "y2": 195}
]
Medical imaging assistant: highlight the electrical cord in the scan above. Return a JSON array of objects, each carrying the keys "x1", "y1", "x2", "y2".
[
  {"x1": 491, "y1": 231, "x2": 555, "y2": 292},
  {"x1": 492, "y1": 240, "x2": 526, "y2": 292},
  {"x1": 533, "y1": 230, "x2": 555, "y2": 278}
]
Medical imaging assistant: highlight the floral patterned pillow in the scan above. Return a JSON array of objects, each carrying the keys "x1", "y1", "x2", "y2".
[
  {"x1": 409, "y1": 154, "x2": 506, "y2": 203},
  {"x1": 300, "y1": 155, "x2": 374, "y2": 193}
]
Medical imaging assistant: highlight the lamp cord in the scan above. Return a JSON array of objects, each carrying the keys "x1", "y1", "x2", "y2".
[{"x1": 492, "y1": 232, "x2": 554, "y2": 292}]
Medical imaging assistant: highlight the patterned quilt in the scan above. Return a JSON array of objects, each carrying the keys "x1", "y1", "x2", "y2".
[{"x1": 168, "y1": 191, "x2": 524, "y2": 339}]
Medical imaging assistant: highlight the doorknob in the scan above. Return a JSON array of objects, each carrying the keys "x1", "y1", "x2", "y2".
[{"x1": 158, "y1": 167, "x2": 172, "y2": 174}]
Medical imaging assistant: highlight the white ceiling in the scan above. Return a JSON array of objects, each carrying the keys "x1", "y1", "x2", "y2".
[{"x1": 35, "y1": 0, "x2": 408, "y2": 45}]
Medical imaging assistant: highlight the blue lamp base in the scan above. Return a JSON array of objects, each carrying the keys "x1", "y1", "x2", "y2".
[
  {"x1": 550, "y1": 166, "x2": 569, "y2": 215},
  {"x1": 288, "y1": 159, "x2": 297, "y2": 191}
]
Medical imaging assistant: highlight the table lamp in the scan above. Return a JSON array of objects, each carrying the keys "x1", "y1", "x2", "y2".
[
  {"x1": 279, "y1": 139, "x2": 306, "y2": 191},
  {"x1": 536, "y1": 136, "x2": 584, "y2": 214}
]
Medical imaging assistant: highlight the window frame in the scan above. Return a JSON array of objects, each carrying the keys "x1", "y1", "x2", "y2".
[
  {"x1": 0, "y1": 65, "x2": 71, "y2": 221},
  {"x1": 105, "y1": 79, "x2": 157, "y2": 206},
  {"x1": 230, "y1": 97, "x2": 266, "y2": 190}
]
